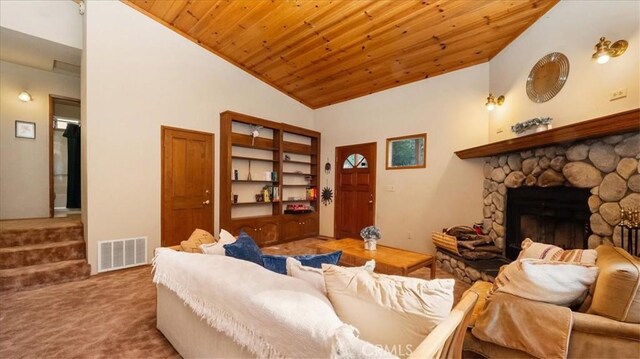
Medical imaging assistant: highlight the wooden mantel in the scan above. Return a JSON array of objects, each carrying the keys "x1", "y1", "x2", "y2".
[{"x1": 455, "y1": 108, "x2": 640, "y2": 159}]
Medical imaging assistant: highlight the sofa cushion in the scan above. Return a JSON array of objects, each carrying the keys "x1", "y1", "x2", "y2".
[
  {"x1": 286, "y1": 257, "x2": 375, "y2": 294},
  {"x1": 180, "y1": 228, "x2": 216, "y2": 253},
  {"x1": 200, "y1": 229, "x2": 236, "y2": 255},
  {"x1": 588, "y1": 245, "x2": 640, "y2": 323},
  {"x1": 518, "y1": 238, "x2": 597, "y2": 265},
  {"x1": 491, "y1": 259, "x2": 599, "y2": 307},
  {"x1": 323, "y1": 264, "x2": 454, "y2": 356},
  {"x1": 223, "y1": 231, "x2": 263, "y2": 265}
]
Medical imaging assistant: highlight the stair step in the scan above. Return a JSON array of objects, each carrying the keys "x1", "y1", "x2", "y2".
[
  {"x1": 0, "y1": 240, "x2": 86, "y2": 269},
  {"x1": 0, "y1": 225, "x2": 83, "y2": 248},
  {"x1": 0, "y1": 260, "x2": 90, "y2": 292}
]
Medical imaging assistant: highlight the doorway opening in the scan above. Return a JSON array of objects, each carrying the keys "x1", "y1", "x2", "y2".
[
  {"x1": 49, "y1": 95, "x2": 81, "y2": 218},
  {"x1": 334, "y1": 142, "x2": 377, "y2": 238}
]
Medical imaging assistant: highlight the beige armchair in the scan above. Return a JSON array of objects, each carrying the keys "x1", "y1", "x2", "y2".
[{"x1": 464, "y1": 245, "x2": 640, "y2": 358}]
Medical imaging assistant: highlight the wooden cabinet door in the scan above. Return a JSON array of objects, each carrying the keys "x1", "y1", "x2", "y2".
[
  {"x1": 229, "y1": 218, "x2": 279, "y2": 246},
  {"x1": 257, "y1": 221, "x2": 279, "y2": 246},
  {"x1": 302, "y1": 215, "x2": 319, "y2": 237},
  {"x1": 281, "y1": 216, "x2": 304, "y2": 241}
]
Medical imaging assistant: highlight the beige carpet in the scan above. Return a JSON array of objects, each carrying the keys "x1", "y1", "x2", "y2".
[{"x1": 0, "y1": 238, "x2": 469, "y2": 358}]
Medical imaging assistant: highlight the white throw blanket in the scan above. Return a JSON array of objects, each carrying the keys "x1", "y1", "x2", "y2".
[{"x1": 152, "y1": 248, "x2": 346, "y2": 358}]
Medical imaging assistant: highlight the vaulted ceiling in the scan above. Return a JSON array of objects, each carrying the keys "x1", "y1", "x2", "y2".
[{"x1": 124, "y1": 0, "x2": 559, "y2": 109}]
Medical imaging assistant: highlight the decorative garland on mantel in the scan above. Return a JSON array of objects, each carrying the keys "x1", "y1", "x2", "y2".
[{"x1": 511, "y1": 117, "x2": 553, "y2": 135}]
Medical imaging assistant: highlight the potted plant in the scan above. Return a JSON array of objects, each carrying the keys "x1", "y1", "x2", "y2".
[{"x1": 360, "y1": 225, "x2": 381, "y2": 251}]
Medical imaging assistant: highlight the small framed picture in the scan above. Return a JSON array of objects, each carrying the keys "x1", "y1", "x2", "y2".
[{"x1": 15, "y1": 121, "x2": 36, "y2": 139}]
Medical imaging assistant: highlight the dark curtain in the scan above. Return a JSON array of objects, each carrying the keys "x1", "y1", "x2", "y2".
[{"x1": 63, "y1": 124, "x2": 81, "y2": 208}]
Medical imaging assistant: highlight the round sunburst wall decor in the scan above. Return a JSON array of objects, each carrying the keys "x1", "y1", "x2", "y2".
[
  {"x1": 321, "y1": 187, "x2": 333, "y2": 206},
  {"x1": 526, "y1": 52, "x2": 570, "y2": 103}
]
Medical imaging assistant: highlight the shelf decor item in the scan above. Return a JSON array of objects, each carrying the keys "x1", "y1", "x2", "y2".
[
  {"x1": 360, "y1": 225, "x2": 381, "y2": 251},
  {"x1": 511, "y1": 117, "x2": 553, "y2": 136}
]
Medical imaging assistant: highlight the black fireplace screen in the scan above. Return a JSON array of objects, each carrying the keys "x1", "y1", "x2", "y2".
[{"x1": 505, "y1": 187, "x2": 591, "y2": 260}]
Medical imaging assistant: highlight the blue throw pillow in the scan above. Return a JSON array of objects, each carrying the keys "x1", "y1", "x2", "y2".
[
  {"x1": 223, "y1": 231, "x2": 263, "y2": 265},
  {"x1": 262, "y1": 250, "x2": 342, "y2": 275}
]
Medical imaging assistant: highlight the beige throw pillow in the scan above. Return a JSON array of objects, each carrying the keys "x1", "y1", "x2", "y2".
[
  {"x1": 491, "y1": 259, "x2": 599, "y2": 307},
  {"x1": 322, "y1": 264, "x2": 454, "y2": 356},
  {"x1": 286, "y1": 258, "x2": 375, "y2": 295},
  {"x1": 180, "y1": 228, "x2": 216, "y2": 253},
  {"x1": 200, "y1": 229, "x2": 236, "y2": 255},
  {"x1": 518, "y1": 238, "x2": 597, "y2": 265}
]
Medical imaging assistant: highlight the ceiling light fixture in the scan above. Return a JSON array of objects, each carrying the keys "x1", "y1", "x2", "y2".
[
  {"x1": 485, "y1": 93, "x2": 504, "y2": 111},
  {"x1": 592, "y1": 36, "x2": 628, "y2": 64},
  {"x1": 18, "y1": 91, "x2": 33, "y2": 102}
]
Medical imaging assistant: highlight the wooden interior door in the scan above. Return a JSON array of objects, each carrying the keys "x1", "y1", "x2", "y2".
[
  {"x1": 334, "y1": 142, "x2": 376, "y2": 238},
  {"x1": 161, "y1": 126, "x2": 214, "y2": 247}
]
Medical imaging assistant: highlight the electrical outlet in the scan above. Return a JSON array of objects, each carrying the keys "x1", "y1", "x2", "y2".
[
  {"x1": 496, "y1": 127, "x2": 504, "y2": 134},
  {"x1": 610, "y1": 88, "x2": 627, "y2": 101},
  {"x1": 385, "y1": 185, "x2": 395, "y2": 192}
]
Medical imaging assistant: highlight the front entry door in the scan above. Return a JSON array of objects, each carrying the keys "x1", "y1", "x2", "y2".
[
  {"x1": 161, "y1": 126, "x2": 214, "y2": 247},
  {"x1": 334, "y1": 142, "x2": 377, "y2": 238}
]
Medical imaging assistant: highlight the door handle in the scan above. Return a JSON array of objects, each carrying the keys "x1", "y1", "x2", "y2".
[
  {"x1": 369, "y1": 194, "x2": 374, "y2": 204},
  {"x1": 203, "y1": 200, "x2": 210, "y2": 205}
]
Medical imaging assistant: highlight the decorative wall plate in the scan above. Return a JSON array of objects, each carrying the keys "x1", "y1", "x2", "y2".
[{"x1": 526, "y1": 52, "x2": 569, "y2": 103}]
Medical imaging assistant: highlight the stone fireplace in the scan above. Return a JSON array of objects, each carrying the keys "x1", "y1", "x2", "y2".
[
  {"x1": 482, "y1": 132, "x2": 639, "y2": 253},
  {"x1": 436, "y1": 131, "x2": 639, "y2": 284},
  {"x1": 505, "y1": 187, "x2": 591, "y2": 260}
]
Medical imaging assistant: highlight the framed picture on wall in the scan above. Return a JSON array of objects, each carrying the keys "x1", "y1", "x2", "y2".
[
  {"x1": 15, "y1": 121, "x2": 36, "y2": 139},
  {"x1": 386, "y1": 133, "x2": 427, "y2": 169}
]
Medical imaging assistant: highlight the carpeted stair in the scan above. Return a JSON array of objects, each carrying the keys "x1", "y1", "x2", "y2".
[{"x1": 0, "y1": 219, "x2": 90, "y2": 292}]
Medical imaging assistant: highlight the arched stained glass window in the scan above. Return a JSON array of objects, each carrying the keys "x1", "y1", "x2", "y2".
[{"x1": 343, "y1": 153, "x2": 368, "y2": 169}]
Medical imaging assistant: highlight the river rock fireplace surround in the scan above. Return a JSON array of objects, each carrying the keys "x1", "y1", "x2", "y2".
[{"x1": 436, "y1": 110, "x2": 639, "y2": 284}]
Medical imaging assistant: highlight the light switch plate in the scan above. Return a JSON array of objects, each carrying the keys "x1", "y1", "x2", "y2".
[
  {"x1": 610, "y1": 88, "x2": 627, "y2": 101},
  {"x1": 385, "y1": 185, "x2": 395, "y2": 192}
]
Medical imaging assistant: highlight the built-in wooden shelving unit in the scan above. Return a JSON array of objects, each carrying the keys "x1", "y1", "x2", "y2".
[
  {"x1": 456, "y1": 108, "x2": 639, "y2": 159},
  {"x1": 220, "y1": 111, "x2": 320, "y2": 246}
]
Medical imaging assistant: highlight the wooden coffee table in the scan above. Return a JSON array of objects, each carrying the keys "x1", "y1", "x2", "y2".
[{"x1": 315, "y1": 238, "x2": 436, "y2": 279}]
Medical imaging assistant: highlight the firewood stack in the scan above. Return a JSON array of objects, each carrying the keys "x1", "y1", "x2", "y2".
[{"x1": 444, "y1": 226, "x2": 503, "y2": 260}]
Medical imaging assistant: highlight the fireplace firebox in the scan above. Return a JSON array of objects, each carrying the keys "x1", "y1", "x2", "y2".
[{"x1": 505, "y1": 187, "x2": 591, "y2": 260}]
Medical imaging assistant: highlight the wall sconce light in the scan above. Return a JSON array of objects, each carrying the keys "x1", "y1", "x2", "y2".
[
  {"x1": 592, "y1": 36, "x2": 628, "y2": 64},
  {"x1": 485, "y1": 93, "x2": 505, "y2": 111},
  {"x1": 18, "y1": 91, "x2": 33, "y2": 102}
]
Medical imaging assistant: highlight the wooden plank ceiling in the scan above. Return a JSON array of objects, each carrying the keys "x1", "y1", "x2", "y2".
[{"x1": 124, "y1": 0, "x2": 559, "y2": 109}]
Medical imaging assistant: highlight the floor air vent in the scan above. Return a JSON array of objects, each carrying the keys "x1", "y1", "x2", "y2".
[{"x1": 98, "y1": 237, "x2": 147, "y2": 272}]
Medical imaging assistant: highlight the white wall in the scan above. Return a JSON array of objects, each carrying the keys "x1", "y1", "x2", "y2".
[
  {"x1": 489, "y1": 0, "x2": 640, "y2": 141},
  {"x1": 314, "y1": 64, "x2": 489, "y2": 254},
  {"x1": 84, "y1": 1, "x2": 314, "y2": 274},
  {"x1": 0, "y1": 61, "x2": 80, "y2": 219},
  {"x1": 0, "y1": 0, "x2": 82, "y2": 50}
]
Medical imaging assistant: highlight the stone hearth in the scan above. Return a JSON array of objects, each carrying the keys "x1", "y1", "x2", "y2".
[
  {"x1": 436, "y1": 250, "x2": 503, "y2": 283},
  {"x1": 482, "y1": 132, "x2": 639, "y2": 252}
]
